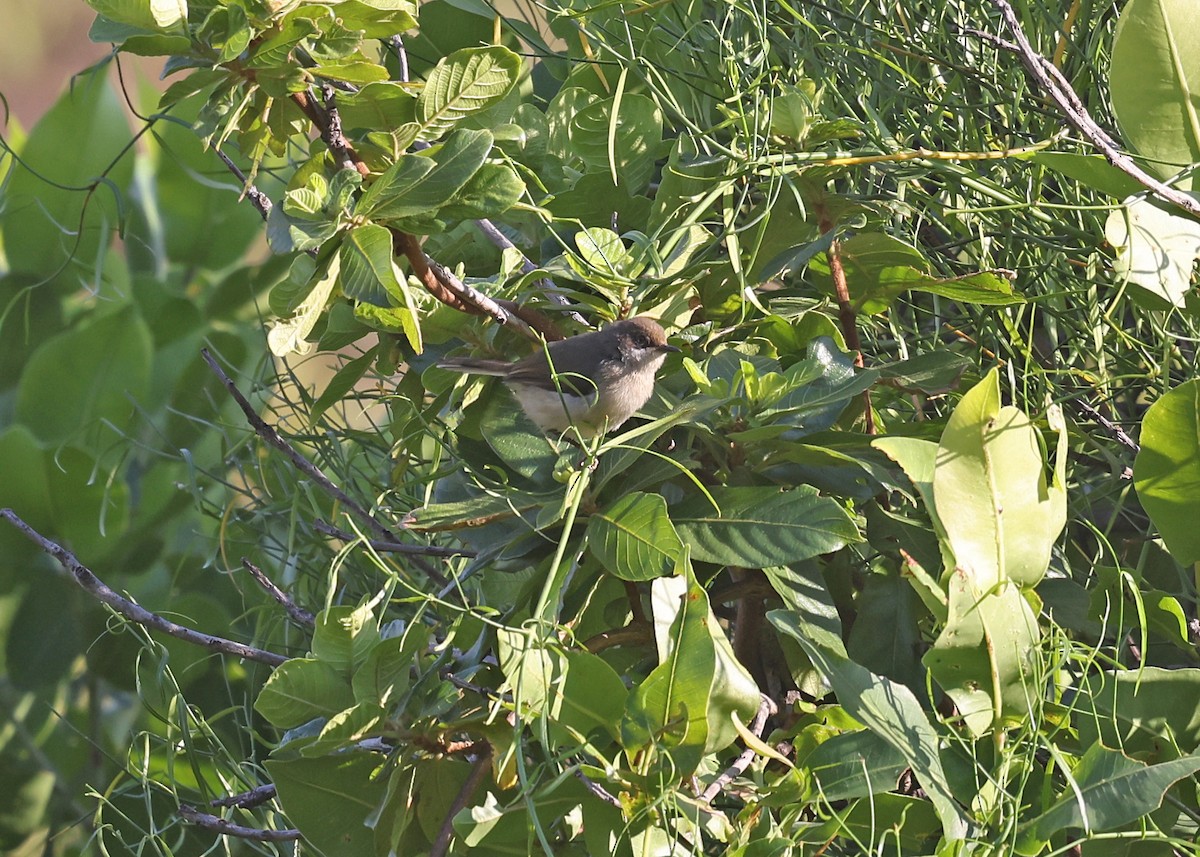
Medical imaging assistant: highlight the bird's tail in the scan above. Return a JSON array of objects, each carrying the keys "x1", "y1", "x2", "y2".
[{"x1": 436, "y1": 357, "x2": 511, "y2": 377}]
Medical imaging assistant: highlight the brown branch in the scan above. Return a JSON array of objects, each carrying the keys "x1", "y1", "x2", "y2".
[
  {"x1": 210, "y1": 784, "x2": 277, "y2": 809},
  {"x1": 699, "y1": 695, "x2": 777, "y2": 803},
  {"x1": 242, "y1": 560, "x2": 315, "y2": 627},
  {"x1": 821, "y1": 230, "x2": 875, "y2": 434},
  {"x1": 430, "y1": 742, "x2": 493, "y2": 857},
  {"x1": 0, "y1": 509, "x2": 288, "y2": 668},
  {"x1": 987, "y1": 0, "x2": 1200, "y2": 218},
  {"x1": 394, "y1": 230, "x2": 478, "y2": 312},
  {"x1": 178, "y1": 804, "x2": 300, "y2": 842},
  {"x1": 320, "y1": 83, "x2": 367, "y2": 177},
  {"x1": 314, "y1": 519, "x2": 476, "y2": 558},
  {"x1": 424, "y1": 255, "x2": 540, "y2": 341}
]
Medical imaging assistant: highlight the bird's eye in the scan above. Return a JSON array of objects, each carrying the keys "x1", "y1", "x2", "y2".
[{"x1": 633, "y1": 333, "x2": 649, "y2": 348}]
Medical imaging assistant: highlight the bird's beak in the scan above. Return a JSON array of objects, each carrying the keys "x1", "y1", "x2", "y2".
[{"x1": 661, "y1": 344, "x2": 682, "y2": 353}]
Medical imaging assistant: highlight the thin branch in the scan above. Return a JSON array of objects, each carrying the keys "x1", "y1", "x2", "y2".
[
  {"x1": 314, "y1": 520, "x2": 476, "y2": 558},
  {"x1": 0, "y1": 509, "x2": 288, "y2": 668},
  {"x1": 210, "y1": 784, "x2": 277, "y2": 809},
  {"x1": 241, "y1": 559, "x2": 315, "y2": 627},
  {"x1": 177, "y1": 804, "x2": 300, "y2": 842},
  {"x1": 211, "y1": 146, "x2": 272, "y2": 221},
  {"x1": 386, "y1": 34, "x2": 410, "y2": 82},
  {"x1": 471, "y1": 217, "x2": 590, "y2": 327},
  {"x1": 424, "y1": 254, "x2": 540, "y2": 341},
  {"x1": 430, "y1": 742, "x2": 492, "y2": 857},
  {"x1": 699, "y1": 695, "x2": 777, "y2": 803},
  {"x1": 821, "y1": 230, "x2": 875, "y2": 434},
  {"x1": 574, "y1": 769, "x2": 621, "y2": 808},
  {"x1": 200, "y1": 350, "x2": 452, "y2": 586},
  {"x1": 987, "y1": 0, "x2": 1200, "y2": 218}
]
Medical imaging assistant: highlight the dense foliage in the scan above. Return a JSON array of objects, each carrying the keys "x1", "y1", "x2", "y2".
[{"x1": 2, "y1": 0, "x2": 1200, "y2": 854}]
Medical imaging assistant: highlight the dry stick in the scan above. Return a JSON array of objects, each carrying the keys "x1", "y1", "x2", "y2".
[
  {"x1": 823, "y1": 232, "x2": 876, "y2": 435},
  {"x1": 699, "y1": 695, "x2": 778, "y2": 803},
  {"x1": 210, "y1": 784, "x2": 277, "y2": 809},
  {"x1": 0, "y1": 509, "x2": 289, "y2": 668},
  {"x1": 424, "y1": 253, "x2": 540, "y2": 341},
  {"x1": 988, "y1": 0, "x2": 1200, "y2": 218},
  {"x1": 314, "y1": 519, "x2": 476, "y2": 558},
  {"x1": 199, "y1": 349, "x2": 448, "y2": 587},
  {"x1": 430, "y1": 742, "x2": 493, "y2": 857},
  {"x1": 574, "y1": 769, "x2": 621, "y2": 808},
  {"x1": 320, "y1": 83, "x2": 362, "y2": 175},
  {"x1": 242, "y1": 559, "x2": 316, "y2": 627},
  {"x1": 177, "y1": 804, "x2": 300, "y2": 842},
  {"x1": 211, "y1": 147, "x2": 272, "y2": 220}
]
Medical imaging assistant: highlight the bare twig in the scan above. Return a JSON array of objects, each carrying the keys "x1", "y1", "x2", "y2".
[
  {"x1": 210, "y1": 784, "x2": 277, "y2": 809},
  {"x1": 821, "y1": 229, "x2": 875, "y2": 434},
  {"x1": 471, "y1": 218, "x2": 590, "y2": 327},
  {"x1": 699, "y1": 695, "x2": 778, "y2": 803},
  {"x1": 430, "y1": 742, "x2": 493, "y2": 857},
  {"x1": 0, "y1": 509, "x2": 289, "y2": 668},
  {"x1": 314, "y1": 520, "x2": 476, "y2": 558},
  {"x1": 242, "y1": 559, "x2": 315, "y2": 627},
  {"x1": 200, "y1": 350, "x2": 449, "y2": 580},
  {"x1": 211, "y1": 147, "x2": 272, "y2": 221},
  {"x1": 986, "y1": 0, "x2": 1200, "y2": 218},
  {"x1": 574, "y1": 769, "x2": 622, "y2": 807},
  {"x1": 386, "y1": 34, "x2": 410, "y2": 82},
  {"x1": 178, "y1": 804, "x2": 300, "y2": 841},
  {"x1": 424, "y1": 255, "x2": 540, "y2": 341}
]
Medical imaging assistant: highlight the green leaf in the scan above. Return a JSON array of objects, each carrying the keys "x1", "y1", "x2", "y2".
[
  {"x1": 267, "y1": 254, "x2": 340, "y2": 357},
  {"x1": 878, "y1": 350, "x2": 971, "y2": 394},
  {"x1": 355, "y1": 129, "x2": 493, "y2": 227},
  {"x1": 417, "y1": 46, "x2": 522, "y2": 139},
  {"x1": 312, "y1": 604, "x2": 381, "y2": 675},
  {"x1": 1025, "y1": 744, "x2": 1200, "y2": 839},
  {"x1": 266, "y1": 752, "x2": 389, "y2": 857},
  {"x1": 769, "y1": 609, "x2": 970, "y2": 841},
  {"x1": 255, "y1": 658, "x2": 357, "y2": 728},
  {"x1": 434, "y1": 162, "x2": 526, "y2": 222},
  {"x1": 85, "y1": 0, "x2": 186, "y2": 32},
  {"x1": 622, "y1": 566, "x2": 760, "y2": 764},
  {"x1": 1134, "y1": 379, "x2": 1200, "y2": 563},
  {"x1": 570, "y1": 93, "x2": 663, "y2": 192},
  {"x1": 402, "y1": 491, "x2": 555, "y2": 531},
  {"x1": 802, "y1": 729, "x2": 909, "y2": 802},
  {"x1": 672, "y1": 485, "x2": 859, "y2": 568},
  {"x1": 497, "y1": 630, "x2": 628, "y2": 747},
  {"x1": 339, "y1": 223, "x2": 400, "y2": 304},
  {"x1": 1079, "y1": 668, "x2": 1200, "y2": 758},
  {"x1": 1032, "y1": 152, "x2": 1145, "y2": 199},
  {"x1": 15, "y1": 306, "x2": 152, "y2": 450},
  {"x1": 1110, "y1": 0, "x2": 1200, "y2": 188},
  {"x1": 933, "y1": 368, "x2": 1067, "y2": 589},
  {"x1": 0, "y1": 68, "x2": 134, "y2": 280},
  {"x1": 312, "y1": 58, "x2": 390, "y2": 84},
  {"x1": 586, "y1": 492, "x2": 683, "y2": 581},
  {"x1": 923, "y1": 576, "x2": 1040, "y2": 735},
  {"x1": 1105, "y1": 196, "x2": 1200, "y2": 308}
]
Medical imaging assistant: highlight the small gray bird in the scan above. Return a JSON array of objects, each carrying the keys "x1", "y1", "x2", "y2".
[{"x1": 438, "y1": 316, "x2": 680, "y2": 437}]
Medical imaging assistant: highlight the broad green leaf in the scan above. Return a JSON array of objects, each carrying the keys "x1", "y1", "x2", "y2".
[
  {"x1": 85, "y1": 0, "x2": 186, "y2": 32},
  {"x1": 340, "y1": 223, "x2": 401, "y2": 301},
  {"x1": 1105, "y1": 196, "x2": 1200, "y2": 308},
  {"x1": 769, "y1": 609, "x2": 970, "y2": 841},
  {"x1": 1080, "y1": 668, "x2": 1200, "y2": 759},
  {"x1": 266, "y1": 752, "x2": 388, "y2": 857},
  {"x1": 255, "y1": 658, "x2": 356, "y2": 728},
  {"x1": 267, "y1": 254, "x2": 340, "y2": 357},
  {"x1": 1110, "y1": 0, "x2": 1200, "y2": 188},
  {"x1": 672, "y1": 485, "x2": 859, "y2": 568},
  {"x1": 417, "y1": 46, "x2": 522, "y2": 140},
  {"x1": 356, "y1": 129, "x2": 494, "y2": 228},
  {"x1": 1134, "y1": 380, "x2": 1200, "y2": 563},
  {"x1": 496, "y1": 630, "x2": 628, "y2": 747},
  {"x1": 933, "y1": 368, "x2": 1067, "y2": 589},
  {"x1": 569, "y1": 93, "x2": 663, "y2": 193},
  {"x1": 1032, "y1": 152, "x2": 1144, "y2": 199},
  {"x1": 586, "y1": 492, "x2": 683, "y2": 581},
  {"x1": 312, "y1": 604, "x2": 381, "y2": 675},
  {"x1": 312, "y1": 59, "x2": 390, "y2": 85},
  {"x1": 434, "y1": 162, "x2": 525, "y2": 222},
  {"x1": 1, "y1": 68, "x2": 134, "y2": 280},
  {"x1": 923, "y1": 575, "x2": 1040, "y2": 735},
  {"x1": 878, "y1": 350, "x2": 972, "y2": 394},
  {"x1": 802, "y1": 729, "x2": 909, "y2": 802},
  {"x1": 1025, "y1": 744, "x2": 1200, "y2": 839},
  {"x1": 15, "y1": 306, "x2": 152, "y2": 449},
  {"x1": 352, "y1": 625, "x2": 428, "y2": 707},
  {"x1": 575, "y1": 228, "x2": 638, "y2": 279},
  {"x1": 623, "y1": 566, "x2": 760, "y2": 764},
  {"x1": 332, "y1": 81, "x2": 418, "y2": 131}
]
